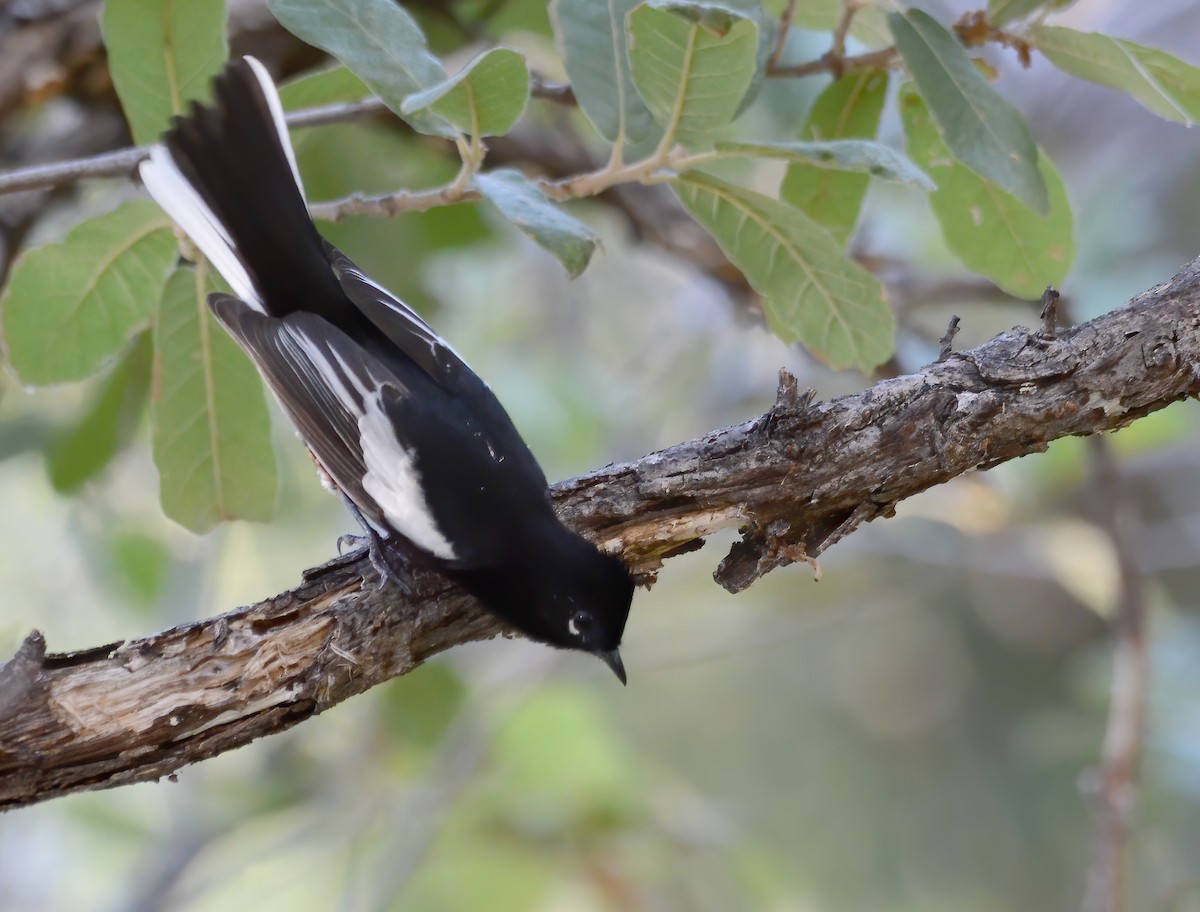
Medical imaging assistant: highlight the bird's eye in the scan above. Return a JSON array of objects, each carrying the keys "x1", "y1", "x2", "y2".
[{"x1": 567, "y1": 610, "x2": 595, "y2": 638}]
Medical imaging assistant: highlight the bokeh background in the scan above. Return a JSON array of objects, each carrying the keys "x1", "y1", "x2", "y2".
[{"x1": 2, "y1": 1, "x2": 1200, "y2": 909}]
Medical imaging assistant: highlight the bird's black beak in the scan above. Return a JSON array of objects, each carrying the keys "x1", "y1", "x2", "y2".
[{"x1": 597, "y1": 649, "x2": 627, "y2": 685}]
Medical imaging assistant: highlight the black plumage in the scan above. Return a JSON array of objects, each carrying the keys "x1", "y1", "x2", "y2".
[{"x1": 141, "y1": 57, "x2": 634, "y2": 681}]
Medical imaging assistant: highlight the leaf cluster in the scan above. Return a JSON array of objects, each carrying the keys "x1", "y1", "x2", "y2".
[{"x1": 1, "y1": 0, "x2": 1198, "y2": 531}]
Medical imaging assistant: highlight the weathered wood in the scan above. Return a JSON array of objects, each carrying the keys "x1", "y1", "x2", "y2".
[{"x1": 3, "y1": 259, "x2": 1199, "y2": 810}]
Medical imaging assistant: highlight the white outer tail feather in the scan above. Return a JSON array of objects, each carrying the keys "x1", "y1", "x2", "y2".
[{"x1": 138, "y1": 56, "x2": 306, "y2": 314}]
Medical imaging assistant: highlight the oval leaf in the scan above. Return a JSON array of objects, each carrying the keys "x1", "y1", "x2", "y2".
[
  {"x1": 1, "y1": 200, "x2": 177, "y2": 386},
  {"x1": 268, "y1": 0, "x2": 452, "y2": 137},
  {"x1": 780, "y1": 70, "x2": 889, "y2": 244},
  {"x1": 1029, "y1": 25, "x2": 1200, "y2": 125},
  {"x1": 674, "y1": 171, "x2": 893, "y2": 372},
  {"x1": 102, "y1": 0, "x2": 228, "y2": 144},
  {"x1": 551, "y1": 0, "x2": 660, "y2": 150},
  {"x1": 402, "y1": 48, "x2": 530, "y2": 137},
  {"x1": 900, "y1": 85, "x2": 1073, "y2": 299},
  {"x1": 628, "y1": 2, "x2": 759, "y2": 151},
  {"x1": 152, "y1": 265, "x2": 277, "y2": 531},
  {"x1": 473, "y1": 171, "x2": 598, "y2": 278},
  {"x1": 889, "y1": 9, "x2": 1048, "y2": 213},
  {"x1": 48, "y1": 332, "x2": 152, "y2": 493}
]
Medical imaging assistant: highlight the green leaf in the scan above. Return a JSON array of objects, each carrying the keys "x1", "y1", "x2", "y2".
[
  {"x1": 380, "y1": 661, "x2": 467, "y2": 749},
  {"x1": 628, "y1": 2, "x2": 759, "y2": 151},
  {"x1": 550, "y1": 0, "x2": 660, "y2": 150},
  {"x1": 108, "y1": 527, "x2": 173, "y2": 609},
  {"x1": 1029, "y1": 25, "x2": 1200, "y2": 125},
  {"x1": 889, "y1": 9, "x2": 1048, "y2": 213},
  {"x1": 900, "y1": 85, "x2": 1073, "y2": 299},
  {"x1": 1, "y1": 200, "x2": 177, "y2": 386},
  {"x1": 278, "y1": 65, "x2": 372, "y2": 110},
  {"x1": 102, "y1": 0, "x2": 228, "y2": 144},
  {"x1": 47, "y1": 333, "x2": 152, "y2": 493},
  {"x1": 780, "y1": 71, "x2": 889, "y2": 244},
  {"x1": 152, "y1": 265, "x2": 277, "y2": 532},
  {"x1": 268, "y1": 0, "x2": 452, "y2": 137},
  {"x1": 717, "y1": 0, "x2": 775, "y2": 115},
  {"x1": 402, "y1": 48, "x2": 530, "y2": 136},
  {"x1": 674, "y1": 171, "x2": 893, "y2": 371},
  {"x1": 988, "y1": 0, "x2": 1076, "y2": 27},
  {"x1": 722, "y1": 139, "x2": 932, "y2": 188},
  {"x1": 473, "y1": 170, "x2": 598, "y2": 278}
]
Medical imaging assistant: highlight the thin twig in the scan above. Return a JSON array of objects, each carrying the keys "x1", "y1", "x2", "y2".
[
  {"x1": 0, "y1": 97, "x2": 390, "y2": 195},
  {"x1": 827, "y1": 0, "x2": 866, "y2": 78},
  {"x1": 937, "y1": 315, "x2": 961, "y2": 361},
  {"x1": 767, "y1": 0, "x2": 798, "y2": 70},
  {"x1": 0, "y1": 76, "x2": 577, "y2": 198},
  {"x1": 529, "y1": 73, "x2": 576, "y2": 106},
  {"x1": 768, "y1": 45, "x2": 899, "y2": 79},
  {"x1": 1041, "y1": 286, "x2": 1062, "y2": 338},
  {"x1": 1081, "y1": 438, "x2": 1150, "y2": 912}
]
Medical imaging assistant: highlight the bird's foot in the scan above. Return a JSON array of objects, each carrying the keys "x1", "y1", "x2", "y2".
[
  {"x1": 367, "y1": 536, "x2": 417, "y2": 596},
  {"x1": 337, "y1": 532, "x2": 368, "y2": 555}
]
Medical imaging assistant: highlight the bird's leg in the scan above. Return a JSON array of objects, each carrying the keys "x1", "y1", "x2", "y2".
[{"x1": 336, "y1": 495, "x2": 417, "y2": 594}]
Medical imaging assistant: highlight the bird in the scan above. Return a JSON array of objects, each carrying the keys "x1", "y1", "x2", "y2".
[{"x1": 139, "y1": 56, "x2": 634, "y2": 683}]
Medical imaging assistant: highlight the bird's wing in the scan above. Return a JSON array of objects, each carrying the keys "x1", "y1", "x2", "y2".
[
  {"x1": 209, "y1": 293, "x2": 459, "y2": 562},
  {"x1": 321, "y1": 242, "x2": 550, "y2": 491},
  {"x1": 321, "y1": 240, "x2": 480, "y2": 391}
]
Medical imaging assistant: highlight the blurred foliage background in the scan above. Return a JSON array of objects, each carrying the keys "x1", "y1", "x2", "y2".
[{"x1": 2, "y1": 0, "x2": 1200, "y2": 910}]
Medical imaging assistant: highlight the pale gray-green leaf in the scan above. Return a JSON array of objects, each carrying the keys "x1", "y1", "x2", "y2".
[
  {"x1": 102, "y1": 0, "x2": 228, "y2": 144},
  {"x1": 900, "y1": 85, "x2": 1073, "y2": 299},
  {"x1": 628, "y1": 3, "x2": 759, "y2": 151},
  {"x1": 720, "y1": 139, "x2": 932, "y2": 189},
  {"x1": 152, "y1": 265, "x2": 277, "y2": 532},
  {"x1": 551, "y1": 0, "x2": 660, "y2": 150},
  {"x1": 889, "y1": 9, "x2": 1048, "y2": 213},
  {"x1": 674, "y1": 171, "x2": 893, "y2": 371},
  {"x1": 402, "y1": 48, "x2": 529, "y2": 136},
  {"x1": 1, "y1": 201, "x2": 176, "y2": 386},
  {"x1": 268, "y1": 0, "x2": 452, "y2": 136},
  {"x1": 715, "y1": 0, "x2": 774, "y2": 115},
  {"x1": 474, "y1": 170, "x2": 598, "y2": 278},
  {"x1": 1030, "y1": 25, "x2": 1200, "y2": 125}
]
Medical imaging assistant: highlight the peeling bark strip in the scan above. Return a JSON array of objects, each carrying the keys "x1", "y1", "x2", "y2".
[{"x1": 3, "y1": 259, "x2": 1200, "y2": 811}]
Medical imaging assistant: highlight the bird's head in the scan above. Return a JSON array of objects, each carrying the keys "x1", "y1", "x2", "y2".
[{"x1": 452, "y1": 529, "x2": 634, "y2": 683}]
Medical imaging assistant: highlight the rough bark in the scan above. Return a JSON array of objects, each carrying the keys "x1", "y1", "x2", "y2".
[{"x1": 3, "y1": 258, "x2": 1200, "y2": 811}]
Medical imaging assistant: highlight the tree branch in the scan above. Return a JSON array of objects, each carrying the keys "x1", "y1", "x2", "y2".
[{"x1": 4, "y1": 258, "x2": 1200, "y2": 811}]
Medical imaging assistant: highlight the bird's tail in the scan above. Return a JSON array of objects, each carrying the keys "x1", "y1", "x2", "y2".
[{"x1": 139, "y1": 56, "x2": 343, "y2": 316}]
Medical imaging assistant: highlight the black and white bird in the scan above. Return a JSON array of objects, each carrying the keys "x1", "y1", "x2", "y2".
[{"x1": 140, "y1": 57, "x2": 634, "y2": 682}]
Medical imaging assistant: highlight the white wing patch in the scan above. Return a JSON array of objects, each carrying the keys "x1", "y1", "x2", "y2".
[
  {"x1": 358, "y1": 393, "x2": 457, "y2": 561},
  {"x1": 140, "y1": 147, "x2": 264, "y2": 311},
  {"x1": 283, "y1": 325, "x2": 457, "y2": 561}
]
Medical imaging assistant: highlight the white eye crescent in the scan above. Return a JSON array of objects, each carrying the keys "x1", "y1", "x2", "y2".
[{"x1": 568, "y1": 610, "x2": 593, "y2": 638}]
